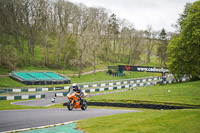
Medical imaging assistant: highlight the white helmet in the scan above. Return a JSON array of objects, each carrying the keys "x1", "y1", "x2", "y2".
[{"x1": 72, "y1": 83, "x2": 78, "y2": 89}]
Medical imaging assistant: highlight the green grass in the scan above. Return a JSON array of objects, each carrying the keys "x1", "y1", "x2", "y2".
[
  {"x1": 0, "y1": 100, "x2": 44, "y2": 110},
  {"x1": 0, "y1": 77, "x2": 26, "y2": 88},
  {"x1": 86, "y1": 81, "x2": 200, "y2": 107},
  {"x1": 140, "y1": 54, "x2": 160, "y2": 67},
  {"x1": 69, "y1": 71, "x2": 160, "y2": 83},
  {"x1": 0, "y1": 66, "x2": 10, "y2": 75},
  {"x1": 0, "y1": 99, "x2": 67, "y2": 110},
  {"x1": 18, "y1": 65, "x2": 74, "y2": 75},
  {"x1": 77, "y1": 109, "x2": 200, "y2": 133}
]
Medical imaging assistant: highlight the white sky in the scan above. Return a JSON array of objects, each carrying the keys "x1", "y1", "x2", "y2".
[{"x1": 68, "y1": 0, "x2": 196, "y2": 32}]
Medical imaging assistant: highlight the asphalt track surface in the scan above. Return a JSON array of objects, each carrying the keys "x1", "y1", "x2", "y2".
[
  {"x1": 0, "y1": 108, "x2": 139, "y2": 132},
  {"x1": 12, "y1": 91, "x2": 67, "y2": 107},
  {"x1": 12, "y1": 89, "x2": 129, "y2": 107},
  {"x1": 1, "y1": 91, "x2": 140, "y2": 132}
]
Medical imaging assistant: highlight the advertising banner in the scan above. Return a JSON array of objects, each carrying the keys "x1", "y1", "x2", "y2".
[{"x1": 118, "y1": 65, "x2": 169, "y2": 73}]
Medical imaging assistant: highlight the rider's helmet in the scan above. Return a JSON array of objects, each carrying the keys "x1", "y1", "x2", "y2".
[{"x1": 72, "y1": 83, "x2": 78, "y2": 91}]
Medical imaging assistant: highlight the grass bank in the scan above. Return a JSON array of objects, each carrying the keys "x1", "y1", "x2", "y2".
[
  {"x1": 86, "y1": 81, "x2": 200, "y2": 107},
  {"x1": 77, "y1": 109, "x2": 200, "y2": 133},
  {"x1": 69, "y1": 71, "x2": 160, "y2": 83}
]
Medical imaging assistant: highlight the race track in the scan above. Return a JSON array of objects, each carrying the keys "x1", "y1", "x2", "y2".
[
  {"x1": 0, "y1": 108, "x2": 139, "y2": 132},
  {"x1": 0, "y1": 91, "x2": 141, "y2": 132},
  {"x1": 12, "y1": 91, "x2": 68, "y2": 107}
]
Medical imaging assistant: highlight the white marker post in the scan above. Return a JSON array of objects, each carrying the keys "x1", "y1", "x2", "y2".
[{"x1": 168, "y1": 89, "x2": 171, "y2": 96}]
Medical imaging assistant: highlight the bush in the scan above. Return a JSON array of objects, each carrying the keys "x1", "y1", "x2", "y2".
[{"x1": 0, "y1": 46, "x2": 19, "y2": 71}]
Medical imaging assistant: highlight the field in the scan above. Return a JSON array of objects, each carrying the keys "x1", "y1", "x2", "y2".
[
  {"x1": 0, "y1": 37, "x2": 199, "y2": 132},
  {"x1": 0, "y1": 80, "x2": 200, "y2": 132},
  {"x1": 77, "y1": 109, "x2": 200, "y2": 133},
  {"x1": 86, "y1": 81, "x2": 200, "y2": 107},
  {"x1": 76, "y1": 81, "x2": 200, "y2": 133}
]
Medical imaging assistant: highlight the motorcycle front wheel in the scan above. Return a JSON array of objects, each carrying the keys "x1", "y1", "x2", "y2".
[{"x1": 67, "y1": 101, "x2": 74, "y2": 111}]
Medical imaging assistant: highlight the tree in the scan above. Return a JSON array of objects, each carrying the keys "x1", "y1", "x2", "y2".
[
  {"x1": 128, "y1": 28, "x2": 143, "y2": 65},
  {"x1": 75, "y1": 5, "x2": 92, "y2": 78},
  {"x1": 54, "y1": 0, "x2": 75, "y2": 66},
  {"x1": 157, "y1": 28, "x2": 169, "y2": 67},
  {"x1": 144, "y1": 25, "x2": 157, "y2": 65},
  {"x1": 87, "y1": 7, "x2": 105, "y2": 74},
  {"x1": 108, "y1": 14, "x2": 119, "y2": 54},
  {"x1": 167, "y1": 1, "x2": 200, "y2": 81},
  {"x1": 61, "y1": 35, "x2": 77, "y2": 74},
  {"x1": 178, "y1": 3, "x2": 192, "y2": 31},
  {"x1": 77, "y1": 32, "x2": 92, "y2": 78},
  {"x1": 1, "y1": 46, "x2": 19, "y2": 71}
]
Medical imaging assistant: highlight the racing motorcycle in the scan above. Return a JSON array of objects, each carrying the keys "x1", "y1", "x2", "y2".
[{"x1": 66, "y1": 91, "x2": 87, "y2": 111}]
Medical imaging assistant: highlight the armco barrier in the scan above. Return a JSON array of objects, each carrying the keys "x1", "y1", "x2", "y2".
[
  {"x1": 0, "y1": 94, "x2": 45, "y2": 100},
  {"x1": 55, "y1": 79, "x2": 165, "y2": 97},
  {"x1": 87, "y1": 102, "x2": 192, "y2": 110},
  {"x1": 0, "y1": 79, "x2": 175, "y2": 100},
  {"x1": 2, "y1": 86, "x2": 68, "y2": 93}
]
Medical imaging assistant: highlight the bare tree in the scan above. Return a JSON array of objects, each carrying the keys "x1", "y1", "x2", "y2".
[
  {"x1": 144, "y1": 25, "x2": 158, "y2": 65},
  {"x1": 74, "y1": 5, "x2": 91, "y2": 78},
  {"x1": 87, "y1": 7, "x2": 108, "y2": 74}
]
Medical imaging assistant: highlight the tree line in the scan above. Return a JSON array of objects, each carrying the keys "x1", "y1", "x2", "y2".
[
  {"x1": 167, "y1": 1, "x2": 200, "y2": 81},
  {"x1": 0, "y1": 0, "x2": 171, "y2": 77}
]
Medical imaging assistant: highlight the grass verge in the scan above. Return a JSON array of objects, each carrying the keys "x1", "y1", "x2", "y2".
[
  {"x1": 86, "y1": 81, "x2": 200, "y2": 107},
  {"x1": 77, "y1": 109, "x2": 200, "y2": 133}
]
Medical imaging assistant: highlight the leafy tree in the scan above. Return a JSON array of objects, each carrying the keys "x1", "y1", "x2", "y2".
[
  {"x1": 178, "y1": 3, "x2": 192, "y2": 31},
  {"x1": 167, "y1": 1, "x2": 200, "y2": 81}
]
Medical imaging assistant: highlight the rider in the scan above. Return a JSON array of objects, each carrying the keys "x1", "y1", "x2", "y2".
[{"x1": 71, "y1": 83, "x2": 84, "y2": 98}]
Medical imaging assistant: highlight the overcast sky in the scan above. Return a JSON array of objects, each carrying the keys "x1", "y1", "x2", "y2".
[{"x1": 68, "y1": 0, "x2": 196, "y2": 32}]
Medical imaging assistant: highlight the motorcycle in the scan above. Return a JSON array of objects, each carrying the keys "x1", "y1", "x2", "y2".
[{"x1": 66, "y1": 91, "x2": 87, "y2": 111}]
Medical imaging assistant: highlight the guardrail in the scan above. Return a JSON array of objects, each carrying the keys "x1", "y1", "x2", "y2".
[
  {"x1": 0, "y1": 94, "x2": 45, "y2": 100},
  {"x1": 55, "y1": 79, "x2": 174, "y2": 97}
]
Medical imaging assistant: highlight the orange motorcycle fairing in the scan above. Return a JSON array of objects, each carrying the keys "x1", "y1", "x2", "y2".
[{"x1": 67, "y1": 92, "x2": 87, "y2": 111}]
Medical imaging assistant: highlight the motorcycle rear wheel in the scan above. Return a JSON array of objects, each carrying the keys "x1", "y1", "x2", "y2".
[{"x1": 81, "y1": 99, "x2": 87, "y2": 110}]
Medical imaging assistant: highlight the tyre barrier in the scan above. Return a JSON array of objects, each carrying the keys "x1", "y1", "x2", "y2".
[{"x1": 87, "y1": 102, "x2": 192, "y2": 110}]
